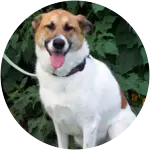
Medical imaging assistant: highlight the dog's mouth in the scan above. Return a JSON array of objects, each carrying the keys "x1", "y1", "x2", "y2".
[
  {"x1": 44, "y1": 35, "x2": 72, "y2": 69},
  {"x1": 50, "y1": 52, "x2": 65, "y2": 69},
  {"x1": 47, "y1": 48, "x2": 71, "y2": 69},
  {"x1": 46, "y1": 48, "x2": 71, "y2": 69}
]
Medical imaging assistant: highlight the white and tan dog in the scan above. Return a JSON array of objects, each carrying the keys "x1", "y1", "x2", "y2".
[{"x1": 32, "y1": 9, "x2": 136, "y2": 149}]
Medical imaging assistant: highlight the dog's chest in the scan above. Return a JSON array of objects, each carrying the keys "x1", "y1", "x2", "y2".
[
  {"x1": 47, "y1": 103, "x2": 82, "y2": 135},
  {"x1": 39, "y1": 78, "x2": 86, "y2": 135}
]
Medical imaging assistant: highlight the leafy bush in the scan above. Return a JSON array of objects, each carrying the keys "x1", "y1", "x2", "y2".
[{"x1": 1, "y1": 1, "x2": 149, "y2": 148}]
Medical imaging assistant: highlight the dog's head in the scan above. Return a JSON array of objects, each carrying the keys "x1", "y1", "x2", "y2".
[{"x1": 32, "y1": 9, "x2": 93, "y2": 69}]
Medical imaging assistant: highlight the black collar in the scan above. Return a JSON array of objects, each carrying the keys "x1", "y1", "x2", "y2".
[{"x1": 53, "y1": 55, "x2": 90, "y2": 77}]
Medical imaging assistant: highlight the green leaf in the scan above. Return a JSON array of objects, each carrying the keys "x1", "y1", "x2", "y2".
[
  {"x1": 28, "y1": 27, "x2": 34, "y2": 37},
  {"x1": 8, "y1": 90, "x2": 21, "y2": 100},
  {"x1": 28, "y1": 115, "x2": 44, "y2": 142},
  {"x1": 140, "y1": 47, "x2": 148, "y2": 64},
  {"x1": 2, "y1": 77, "x2": 16, "y2": 93},
  {"x1": 11, "y1": 33, "x2": 19, "y2": 42},
  {"x1": 14, "y1": 98, "x2": 30, "y2": 114},
  {"x1": 96, "y1": 22, "x2": 106, "y2": 33},
  {"x1": 22, "y1": 40, "x2": 34, "y2": 63},
  {"x1": 21, "y1": 41, "x2": 28, "y2": 52},
  {"x1": 102, "y1": 32, "x2": 115, "y2": 38},
  {"x1": 94, "y1": 39, "x2": 118, "y2": 57},
  {"x1": 66, "y1": 1, "x2": 79, "y2": 14},
  {"x1": 144, "y1": 72, "x2": 149, "y2": 81},
  {"x1": 95, "y1": 16, "x2": 117, "y2": 33},
  {"x1": 79, "y1": 1, "x2": 85, "y2": 7},
  {"x1": 114, "y1": 48, "x2": 143, "y2": 74},
  {"x1": 103, "y1": 40, "x2": 119, "y2": 55},
  {"x1": 139, "y1": 81, "x2": 149, "y2": 96},
  {"x1": 10, "y1": 33, "x2": 19, "y2": 49},
  {"x1": 126, "y1": 73, "x2": 141, "y2": 93},
  {"x1": 28, "y1": 114, "x2": 54, "y2": 142},
  {"x1": 10, "y1": 42, "x2": 17, "y2": 50},
  {"x1": 116, "y1": 21, "x2": 137, "y2": 48},
  {"x1": 117, "y1": 33, "x2": 137, "y2": 48},
  {"x1": 26, "y1": 85, "x2": 38, "y2": 93},
  {"x1": 124, "y1": 73, "x2": 148, "y2": 95},
  {"x1": 31, "y1": 128, "x2": 44, "y2": 142},
  {"x1": 95, "y1": 42, "x2": 106, "y2": 58},
  {"x1": 114, "y1": 73, "x2": 130, "y2": 91},
  {"x1": 92, "y1": 3, "x2": 105, "y2": 13},
  {"x1": 1, "y1": 59, "x2": 10, "y2": 78},
  {"x1": 103, "y1": 15, "x2": 117, "y2": 24},
  {"x1": 5, "y1": 47, "x2": 18, "y2": 63},
  {"x1": 12, "y1": 86, "x2": 38, "y2": 116},
  {"x1": 15, "y1": 53, "x2": 21, "y2": 63},
  {"x1": 20, "y1": 77, "x2": 28, "y2": 89},
  {"x1": 94, "y1": 34, "x2": 105, "y2": 58},
  {"x1": 41, "y1": 118, "x2": 54, "y2": 136},
  {"x1": 32, "y1": 99, "x2": 40, "y2": 109},
  {"x1": 28, "y1": 116, "x2": 42, "y2": 133},
  {"x1": 86, "y1": 33, "x2": 97, "y2": 51},
  {"x1": 6, "y1": 67, "x2": 24, "y2": 83}
]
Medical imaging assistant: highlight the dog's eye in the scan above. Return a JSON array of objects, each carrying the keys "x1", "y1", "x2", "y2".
[
  {"x1": 45, "y1": 22, "x2": 55, "y2": 30},
  {"x1": 64, "y1": 24, "x2": 74, "y2": 31}
]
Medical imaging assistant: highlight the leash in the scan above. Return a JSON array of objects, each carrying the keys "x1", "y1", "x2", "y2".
[
  {"x1": 2, "y1": 54, "x2": 88, "y2": 78},
  {"x1": 3, "y1": 54, "x2": 37, "y2": 78}
]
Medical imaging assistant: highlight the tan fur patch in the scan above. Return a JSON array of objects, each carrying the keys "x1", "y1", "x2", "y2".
[
  {"x1": 120, "y1": 91, "x2": 127, "y2": 109},
  {"x1": 34, "y1": 9, "x2": 86, "y2": 49}
]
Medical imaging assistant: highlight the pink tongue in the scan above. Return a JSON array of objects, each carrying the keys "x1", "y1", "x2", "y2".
[{"x1": 50, "y1": 53, "x2": 65, "y2": 69}]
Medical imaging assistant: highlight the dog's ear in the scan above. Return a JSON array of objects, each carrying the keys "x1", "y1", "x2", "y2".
[
  {"x1": 32, "y1": 14, "x2": 44, "y2": 30},
  {"x1": 76, "y1": 15, "x2": 94, "y2": 35}
]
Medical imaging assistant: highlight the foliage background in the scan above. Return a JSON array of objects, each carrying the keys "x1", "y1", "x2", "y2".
[{"x1": 0, "y1": 1, "x2": 149, "y2": 148}]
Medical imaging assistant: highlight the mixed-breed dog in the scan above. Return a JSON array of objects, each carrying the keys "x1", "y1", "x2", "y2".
[{"x1": 15, "y1": 9, "x2": 138, "y2": 149}]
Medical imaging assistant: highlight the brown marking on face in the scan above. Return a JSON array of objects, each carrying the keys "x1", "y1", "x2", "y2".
[{"x1": 32, "y1": 9, "x2": 93, "y2": 49}]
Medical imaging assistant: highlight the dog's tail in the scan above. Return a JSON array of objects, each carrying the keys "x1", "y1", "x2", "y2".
[{"x1": 3, "y1": 54, "x2": 37, "y2": 78}]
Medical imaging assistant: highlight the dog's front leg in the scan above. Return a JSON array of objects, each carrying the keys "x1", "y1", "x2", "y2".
[
  {"x1": 54, "y1": 123, "x2": 68, "y2": 148},
  {"x1": 83, "y1": 116, "x2": 101, "y2": 149},
  {"x1": 83, "y1": 125, "x2": 97, "y2": 148}
]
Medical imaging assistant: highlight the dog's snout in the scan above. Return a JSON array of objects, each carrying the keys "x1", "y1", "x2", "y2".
[
  {"x1": 53, "y1": 38, "x2": 65, "y2": 49},
  {"x1": 44, "y1": 40, "x2": 50, "y2": 48}
]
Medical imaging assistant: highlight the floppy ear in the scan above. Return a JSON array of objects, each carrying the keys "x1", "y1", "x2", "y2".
[
  {"x1": 32, "y1": 14, "x2": 44, "y2": 30},
  {"x1": 76, "y1": 15, "x2": 93, "y2": 34}
]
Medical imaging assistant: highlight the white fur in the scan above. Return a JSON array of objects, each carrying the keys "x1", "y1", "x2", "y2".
[{"x1": 36, "y1": 40, "x2": 136, "y2": 149}]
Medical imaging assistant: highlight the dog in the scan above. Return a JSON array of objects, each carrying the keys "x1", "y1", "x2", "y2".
[{"x1": 32, "y1": 9, "x2": 136, "y2": 149}]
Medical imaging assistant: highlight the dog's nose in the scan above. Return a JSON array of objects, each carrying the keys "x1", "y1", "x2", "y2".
[{"x1": 53, "y1": 38, "x2": 65, "y2": 49}]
